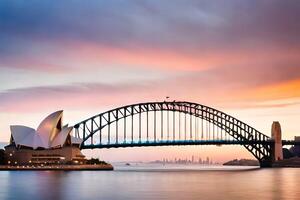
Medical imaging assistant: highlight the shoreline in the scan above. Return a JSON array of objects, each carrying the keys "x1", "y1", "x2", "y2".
[
  {"x1": 271, "y1": 157, "x2": 300, "y2": 168},
  {"x1": 0, "y1": 164, "x2": 114, "y2": 171}
]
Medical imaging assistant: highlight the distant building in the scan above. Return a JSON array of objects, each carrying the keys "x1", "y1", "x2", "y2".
[
  {"x1": 289, "y1": 136, "x2": 300, "y2": 157},
  {"x1": 4, "y1": 111, "x2": 86, "y2": 165}
]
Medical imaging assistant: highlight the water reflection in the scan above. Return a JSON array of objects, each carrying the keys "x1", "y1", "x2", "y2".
[{"x1": 0, "y1": 166, "x2": 300, "y2": 200}]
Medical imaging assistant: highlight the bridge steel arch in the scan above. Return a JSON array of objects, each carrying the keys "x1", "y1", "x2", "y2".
[{"x1": 74, "y1": 101, "x2": 274, "y2": 167}]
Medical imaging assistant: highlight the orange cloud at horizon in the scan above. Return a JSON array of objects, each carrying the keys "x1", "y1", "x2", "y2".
[{"x1": 239, "y1": 79, "x2": 300, "y2": 102}]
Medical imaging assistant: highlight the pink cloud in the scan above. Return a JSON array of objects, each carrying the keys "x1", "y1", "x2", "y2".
[{"x1": 2, "y1": 38, "x2": 300, "y2": 74}]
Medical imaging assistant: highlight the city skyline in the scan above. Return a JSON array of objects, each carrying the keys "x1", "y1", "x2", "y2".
[{"x1": 152, "y1": 155, "x2": 219, "y2": 165}]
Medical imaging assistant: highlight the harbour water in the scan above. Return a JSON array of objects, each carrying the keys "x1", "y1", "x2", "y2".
[{"x1": 0, "y1": 164, "x2": 299, "y2": 200}]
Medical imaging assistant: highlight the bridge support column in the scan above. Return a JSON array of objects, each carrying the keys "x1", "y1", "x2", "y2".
[
  {"x1": 271, "y1": 121, "x2": 283, "y2": 161},
  {"x1": 260, "y1": 160, "x2": 273, "y2": 168}
]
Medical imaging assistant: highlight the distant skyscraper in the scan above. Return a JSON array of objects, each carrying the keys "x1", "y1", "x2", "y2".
[{"x1": 198, "y1": 158, "x2": 202, "y2": 164}]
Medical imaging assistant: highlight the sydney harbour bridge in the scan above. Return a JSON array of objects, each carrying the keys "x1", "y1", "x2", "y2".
[{"x1": 73, "y1": 101, "x2": 299, "y2": 167}]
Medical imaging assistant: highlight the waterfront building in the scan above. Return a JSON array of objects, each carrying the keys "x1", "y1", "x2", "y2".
[{"x1": 4, "y1": 111, "x2": 86, "y2": 165}]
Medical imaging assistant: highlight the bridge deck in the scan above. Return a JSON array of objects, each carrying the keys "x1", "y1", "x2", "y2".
[
  {"x1": 81, "y1": 140, "x2": 273, "y2": 149},
  {"x1": 282, "y1": 140, "x2": 300, "y2": 146}
]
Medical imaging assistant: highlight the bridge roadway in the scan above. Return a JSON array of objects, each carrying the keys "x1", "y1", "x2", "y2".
[
  {"x1": 81, "y1": 139, "x2": 299, "y2": 149},
  {"x1": 81, "y1": 139, "x2": 273, "y2": 149},
  {"x1": 282, "y1": 140, "x2": 300, "y2": 146}
]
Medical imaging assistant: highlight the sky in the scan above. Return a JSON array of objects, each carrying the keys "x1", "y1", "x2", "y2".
[{"x1": 0, "y1": 0, "x2": 300, "y2": 162}]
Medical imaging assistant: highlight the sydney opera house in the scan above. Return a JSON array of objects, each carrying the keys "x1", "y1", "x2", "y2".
[{"x1": 4, "y1": 111, "x2": 86, "y2": 165}]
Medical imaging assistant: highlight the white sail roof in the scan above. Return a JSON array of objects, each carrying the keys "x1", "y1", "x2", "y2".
[
  {"x1": 19, "y1": 131, "x2": 46, "y2": 149},
  {"x1": 9, "y1": 111, "x2": 81, "y2": 149},
  {"x1": 71, "y1": 136, "x2": 83, "y2": 144},
  {"x1": 10, "y1": 126, "x2": 47, "y2": 149},
  {"x1": 11, "y1": 125, "x2": 35, "y2": 144},
  {"x1": 51, "y1": 126, "x2": 73, "y2": 148},
  {"x1": 37, "y1": 110, "x2": 63, "y2": 147}
]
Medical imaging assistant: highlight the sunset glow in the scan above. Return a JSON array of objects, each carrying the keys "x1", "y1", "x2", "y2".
[{"x1": 1, "y1": 0, "x2": 300, "y2": 162}]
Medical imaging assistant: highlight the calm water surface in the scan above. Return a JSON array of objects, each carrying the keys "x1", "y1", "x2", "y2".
[{"x1": 0, "y1": 164, "x2": 299, "y2": 200}]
